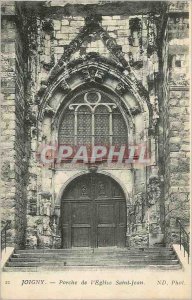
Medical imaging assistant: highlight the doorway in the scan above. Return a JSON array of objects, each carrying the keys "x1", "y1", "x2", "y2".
[{"x1": 61, "y1": 173, "x2": 127, "y2": 248}]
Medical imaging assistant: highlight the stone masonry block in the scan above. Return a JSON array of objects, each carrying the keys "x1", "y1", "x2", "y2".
[
  {"x1": 106, "y1": 26, "x2": 118, "y2": 31},
  {"x1": 102, "y1": 16, "x2": 113, "y2": 21},
  {"x1": 54, "y1": 47, "x2": 64, "y2": 54},
  {"x1": 53, "y1": 20, "x2": 61, "y2": 31},
  {"x1": 61, "y1": 19, "x2": 69, "y2": 26},
  {"x1": 118, "y1": 30, "x2": 128, "y2": 37},
  {"x1": 102, "y1": 20, "x2": 116, "y2": 26},
  {"x1": 58, "y1": 39, "x2": 70, "y2": 46},
  {"x1": 61, "y1": 26, "x2": 78, "y2": 34},
  {"x1": 122, "y1": 45, "x2": 129, "y2": 53},
  {"x1": 70, "y1": 20, "x2": 84, "y2": 27},
  {"x1": 112, "y1": 16, "x2": 121, "y2": 20},
  {"x1": 55, "y1": 33, "x2": 66, "y2": 40},
  {"x1": 117, "y1": 37, "x2": 126, "y2": 45}
]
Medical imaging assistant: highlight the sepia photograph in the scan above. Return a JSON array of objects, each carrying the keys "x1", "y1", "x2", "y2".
[{"x1": 1, "y1": 0, "x2": 191, "y2": 299}]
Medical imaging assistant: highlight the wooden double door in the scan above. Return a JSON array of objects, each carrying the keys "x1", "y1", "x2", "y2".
[{"x1": 61, "y1": 174, "x2": 127, "y2": 248}]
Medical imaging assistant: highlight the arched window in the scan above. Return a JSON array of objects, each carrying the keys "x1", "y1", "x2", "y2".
[{"x1": 58, "y1": 89, "x2": 128, "y2": 147}]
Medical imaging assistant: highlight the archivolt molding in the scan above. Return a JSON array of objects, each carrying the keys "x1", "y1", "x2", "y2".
[{"x1": 37, "y1": 59, "x2": 153, "y2": 132}]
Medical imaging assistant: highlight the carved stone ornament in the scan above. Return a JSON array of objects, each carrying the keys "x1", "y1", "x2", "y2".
[
  {"x1": 88, "y1": 164, "x2": 98, "y2": 173},
  {"x1": 37, "y1": 84, "x2": 47, "y2": 97},
  {"x1": 59, "y1": 80, "x2": 71, "y2": 92},
  {"x1": 38, "y1": 14, "x2": 153, "y2": 132},
  {"x1": 130, "y1": 106, "x2": 141, "y2": 116},
  {"x1": 147, "y1": 175, "x2": 161, "y2": 207},
  {"x1": 42, "y1": 19, "x2": 54, "y2": 32},
  {"x1": 38, "y1": 191, "x2": 52, "y2": 199},
  {"x1": 25, "y1": 108, "x2": 36, "y2": 126},
  {"x1": 115, "y1": 82, "x2": 127, "y2": 95},
  {"x1": 47, "y1": 14, "x2": 129, "y2": 83},
  {"x1": 95, "y1": 69, "x2": 107, "y2": 83},
  {"x1": 44, "y1": 105, "x2": 55, "y2": 117}
]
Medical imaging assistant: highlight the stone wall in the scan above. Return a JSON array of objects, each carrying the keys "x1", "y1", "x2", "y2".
[
  {"x1": 1, "y1": 2, "x2": 17, "y2": 244},
  {"x1": 162, "y1": 2, "x2": 190, "y2": 243},
  {"x1": 1, "y1": 2, "x2": 31, "y2": 248}
]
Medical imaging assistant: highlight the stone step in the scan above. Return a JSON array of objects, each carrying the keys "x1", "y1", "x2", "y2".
[
  {"x1": 15, "y1": 247, "x2": 173, "y2": 252},
  {"x1": 10, "y1": 254, "x2": 177, "y2": 261},
  {"x1": 12, "y1": 252, "x2": 175, "y2": 259},
  {"x1": 6, "y1": 259, "x2": 179, "y2": 267},
  {"x1": 4, "y1": 247, "x2": 180, "y2": 272},
  {"x1": 3, "y1": 264, "x2": 181, "y2": 272},
  {"x1": 14, "y1": 249, "x2": 174, "y2": 255}
]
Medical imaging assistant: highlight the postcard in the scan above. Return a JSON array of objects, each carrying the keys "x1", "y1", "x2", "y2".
[{"x1": 1, "y1": 0, "x2": 191, "y2": 299}]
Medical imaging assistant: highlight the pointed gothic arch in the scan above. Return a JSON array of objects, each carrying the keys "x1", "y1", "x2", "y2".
[{"x1": 36, "y1": 14, "x2": 154, "y2": 133}]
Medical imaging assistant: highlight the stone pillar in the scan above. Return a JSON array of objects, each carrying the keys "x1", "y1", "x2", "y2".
[
  {"x1": 163, "y1": 3, "x2": 190, "y2": 244},
  {"x1": 1, "y1": 2, "x2": 28, "y2": 248}
]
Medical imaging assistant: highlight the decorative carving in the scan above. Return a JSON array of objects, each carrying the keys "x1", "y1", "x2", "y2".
[
  {"x1": 25, "y1": 108, "x2": 36, "y2": 126},
  {"x1": 43, "y1": 62, "x2": 54, "y2": 71},
  {"x1": 39, "y1": 191, "x2": 52, "y2": 199},
  {"x1": 37, "y1": 84, "x2": 47, "y2": 97},
  {"x1": 88, "y1": 164, "x2": 98, "y2": 173},
  {"x1": 38, "y1": 16, "x2": 152, "y2": 132},
  {"x1": 98, "y1": 182, "x2": 106, "y2": 196},
  {"x1": 147, "y1": 15, "x2": 157, "y2": 56},
  {"x1": 89, "y1": 66, "x2": 97, "y2": 81},
  {"x1": 47, "y1": 14, "x2": 129, "y2": 83},
  {"x1": 42, "y1": 218, "x2": 52, "y2": 235},
  {"x1": 59, "y1": 80, "x2": 71, "y2": 92},
  {"x1": 29, "y1": 197, "x2": 37, "y2": 216},
  {"x1": 95, "y1": 69, "x2": 107, "y2": 83},
  {"x1": 150, "y1": 95, "x2": 159, "y2": 126},
  {"x1": 35, "y1": 96, "x2": 41, "y2": 105},
  {"x1": 81, "y1": 185, "x2": 88, "y2": 196},
  {"x1": 31, "y1": 126, "x2": 37, "y2": 137},
  {"x1": 85, "y1": 14, "x2": 102, "y2": 28},
  {"x1": 100, "y1": 30, "x2": 128, "y2": 68},
  {"x1": 147, "y1": 175, "x2": 161, "y2": 207},
  {"x1": 42, "y1": 19, "x2": 54, "y2": 32},
  {"x1": 81, "y1": 68, "x2": 91, "y2": 82},
  {"x1": 134, "y1": 192, "x2": 145, "y2": 224},
  {"x1": 130, "y1": 106, "x2": 141, "y2": 116},
  {"x1": 129, "y1": 18, "x2": 143, "y2": 55},
  {"x1": 115, "y1": 82, "x2": 127, "y2": 95},
  {"x1": 44, "y1": 105, "x2": 55, "y2": 117}
]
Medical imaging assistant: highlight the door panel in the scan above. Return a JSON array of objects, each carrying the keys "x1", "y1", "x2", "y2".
[
  {"x1": 71, "y1": 202, "x2": 92, "y2": 247},
  {"x1": 97, "y1": 203, "x2": 116, "y2": 247},
  {"x1": 61, "y1": 174, "x2": 127, "y2": 248},
  {"x1": 62, "y1": 226, "x2": 71, "y2": 248},
  {"x1": 97, "y1": 204, "x2": 114, "y2": 224},
  {"x1": 72, "y1": 227, "x2": 91, "y2": 247},
  {"x1": 97, "y1": 228, "x2": 115, "y2": 247},
  {"x1": 72, "y1": 203, "x2": 91, "y2": 224}
]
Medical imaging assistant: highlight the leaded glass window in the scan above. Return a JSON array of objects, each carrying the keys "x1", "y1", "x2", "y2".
[{"x1": 58, "y1": 90, "x2": 128, "y2": 147}]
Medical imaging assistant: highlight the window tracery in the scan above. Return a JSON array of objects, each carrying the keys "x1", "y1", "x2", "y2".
[{"x1": 58, "y1": 90, "x2": 128, "y2": 147}]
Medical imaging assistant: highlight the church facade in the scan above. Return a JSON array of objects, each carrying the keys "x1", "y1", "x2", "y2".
[{"x1": 1, "y1": 1, "x2": 190, "y2": 250}]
